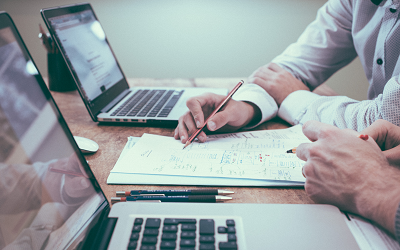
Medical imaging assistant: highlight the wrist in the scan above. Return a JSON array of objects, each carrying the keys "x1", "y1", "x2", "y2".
[
  {"x1": 357, "y1": 176, "x2": 400, "y2": 235},
  {"x1": 242, "y1": 101, "x2": 261, "y2": 128}
]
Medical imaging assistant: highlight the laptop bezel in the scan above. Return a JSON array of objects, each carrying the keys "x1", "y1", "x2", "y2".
[
  {"x1": 40, "y1": 2, "x2": 130, "y2": 122},
  {"x1": 0, "y1": 11, "x2": 111, "y2": 248}
]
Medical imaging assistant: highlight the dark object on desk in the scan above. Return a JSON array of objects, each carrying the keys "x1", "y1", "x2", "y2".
[
  {"x1": 47, "y1": 51, "x2": 75, "y2": 92},
  {"x1": 116, "y1": 189, "x2": 234, "y2": 196},
  {"x1": 111, "y1": 195, "x2": 232, "y2": 203},
  {"x1": 39, "y1": 24, "x2": 75, "y2": 92}
]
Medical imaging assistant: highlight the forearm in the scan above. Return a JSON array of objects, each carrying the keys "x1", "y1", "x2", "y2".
[
  {"x1": 272, "y1": 0, "x2": 357, "y2": 89},
  {"x1": 279, "y1": 77, "x2": 400, "y2": 131}
]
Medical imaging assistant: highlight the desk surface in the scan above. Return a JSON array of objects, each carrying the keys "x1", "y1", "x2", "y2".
[{"x1": 50, "y1": 78, "x2": 336, "y2": 205}]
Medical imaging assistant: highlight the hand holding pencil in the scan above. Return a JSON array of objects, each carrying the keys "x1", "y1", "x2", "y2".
[{"x1": 175, "y1": 80, "x2": 259, "y2": 146}]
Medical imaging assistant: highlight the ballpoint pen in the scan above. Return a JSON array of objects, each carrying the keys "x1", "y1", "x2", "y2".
[
  {"x1": 111, "y1": 195, "x2": 232, "y2": 204},
  {"x1": 183, "y1": 80, "x2": 244, "y2": 149},
  {"x1": 116, "y1": 189, "x2": 234, "y2": 197}
]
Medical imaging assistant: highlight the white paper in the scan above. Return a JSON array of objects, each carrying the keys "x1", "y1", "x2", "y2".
[{"x1": 111, "y1": 126, "x2": 309, "y2": 182}]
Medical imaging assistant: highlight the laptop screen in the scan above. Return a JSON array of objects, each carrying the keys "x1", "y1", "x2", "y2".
[
  {"x1": 48, "y1": 10, "x2": 123, "y2": 102},
  {"x1": 42, "y1": 4, "x2": 130, "y2": 119},
  {"x1": 0, "y1": 12, "x2": 107, "y2": 249}
]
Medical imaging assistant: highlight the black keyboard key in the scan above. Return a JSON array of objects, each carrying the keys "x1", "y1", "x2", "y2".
[
  {"x1": 227, "y1": 227, "x2": 236, "y2": 234},
  {"x1": 141, "y1": 236, "x2": 158, "y2": 245},
  {"x1": 219, "y1": 242, "x2": 238, "y2": 249},
  {"x1": 200, "y1": 244, "x2": 216, "y2": 250},
  {"x1": 162, "y1": 233, "x2": 177, "y2": 240},
  {"x1": 181, "y1": 231, "x2": 196, "y2": 238},
  {"x1": 200, "y1": 219, "x2": 215, "y2": 235},
  {"x1": 143, "y1": 229, "x2": 159, "y2": 236},
  {"x1": 134, "y1": 218, "x2": 144, "y2": 225},
  {"x1": 127, "y1": 240, "x2": 138, "y2": 250},
  {"x1": 130, "y1": 232, "x2": 140, "y2": 241},
  {"x1": 160, "y1": 241, "x2": 176, "y2": 249},
  {"x1": 132, "y1": 225, "x2": 142, "y2": 232},
  {"x1": 218, "y1": 226, "x2": 227, "y2": 234},
  {"x1": 145, "y1": 218, "x2": 161, "y2": 228},
  {"x1": 140, "y1": 245, "x2": 156, "y2": 250},
  {"x1": 181, "y1": 224, "x2": 196, "y2": 231},
  {"x1": 164, "y1": 218, "x2": 196, "y2": 225},
  {"x1": 199, "y1": 235, "x2": 215, "y2": 243},
  {"x1": 226, "y1": 220, "x2": 235, "y2": 227},
  {"x1": 163, "y1": 225, "x2": 178, "y2": 232},
  {"x1": 180, "y1": 239, "x2": 196, "y2": 247},
  {"x1": 228, "y1": 234, "x2": 237, "y2": 242}
]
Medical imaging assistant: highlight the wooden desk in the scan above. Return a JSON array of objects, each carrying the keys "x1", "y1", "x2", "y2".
[{"x1": 50, "y1": 78, "x2": 336, "y2": 205}]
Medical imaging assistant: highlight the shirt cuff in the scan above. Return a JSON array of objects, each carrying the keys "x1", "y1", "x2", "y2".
[
  {"x1": 278, "y1": 90, "x2": 321, "y2": 125},
  {"x1": 233, "y1": 83, "x2": 278, "y2": 129}
]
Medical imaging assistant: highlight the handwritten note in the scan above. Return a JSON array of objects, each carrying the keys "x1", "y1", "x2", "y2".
[{"x1": 111, "y1": 126, "x2": 309, "y2": 182}]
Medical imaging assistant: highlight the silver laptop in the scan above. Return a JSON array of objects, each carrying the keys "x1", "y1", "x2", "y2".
[
  {"x1": 0, "y1": 12, "x2": 360, "y2": 250},
  {"x1": 40, "y1": 3, "x2": 227, "y2": 126}
]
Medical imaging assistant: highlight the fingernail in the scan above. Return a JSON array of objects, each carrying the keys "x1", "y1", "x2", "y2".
[
  {"x1": 174, "y1": 130, "x2": 178, "y2": 137},
  {"x1": 196, "y1": 120, "x2": 201, "y2": 128},
  {"x1": 208, "y1": 121, "x2": 216, "y2": 131},
  {"x1": 180, "y1": 135, "x2": 185, "y2": 141}
]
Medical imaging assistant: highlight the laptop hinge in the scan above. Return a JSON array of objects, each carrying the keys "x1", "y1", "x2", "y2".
[{"x1": 101, "y1": 89, "x2": 131, "y2": 113}]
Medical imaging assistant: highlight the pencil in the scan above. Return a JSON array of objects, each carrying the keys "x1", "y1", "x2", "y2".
[
  {"x1": 286, "y1": 147, "x2": 296, "y2": 154},
  {"x1": 183, "y1": 80, "x2": 244, "y2": 149}
]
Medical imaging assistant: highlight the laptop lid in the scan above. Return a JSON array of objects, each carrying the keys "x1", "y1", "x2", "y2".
[
  {"x1": 0, "y1": 12, "x2": 109, "y2": 249},
  {"x1": 41, "y1": 3, "x2": 130, "y2": 122}
]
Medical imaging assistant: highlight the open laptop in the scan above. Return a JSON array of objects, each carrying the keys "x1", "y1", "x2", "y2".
[
  {"x1": 40, "y1": 3, "x2": 228, "y2": 126},
  {"x1": 0, "y1": 12, "x2": 361, "y2": 250}
]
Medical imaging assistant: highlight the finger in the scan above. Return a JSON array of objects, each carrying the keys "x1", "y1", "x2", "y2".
[
  {"x1": 383, "y1": 145, "x2": 400, "y2": 166},
  {"x1": 301, "y1": 120, "x2": 339, "y2": 142},
  {"x1": 361, "y1": 119, "x2": 400, "y2": 150},
  {"x1": 176, "y1": 113, "x2": 191, "y2": 143},
  {"x1": 206, "y1": 108, "x2": 233, "y2": 131},
  {"x1": 186, "y1": 94, "x2": 216, "y2": 128},
  {"x1": 266, "y1": 62, "x2": 284, "y2": 72},
  {"x1": 295, "y1": 142, "x2": 312, "y2": 161}
]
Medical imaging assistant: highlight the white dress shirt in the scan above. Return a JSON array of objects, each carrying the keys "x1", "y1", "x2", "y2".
[{"x1": 234, "y1": 0, "x2": 400, "y2": 131}]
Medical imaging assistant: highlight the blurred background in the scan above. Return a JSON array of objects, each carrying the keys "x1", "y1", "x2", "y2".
[{"x1": 1, "y1": 0, "x2": 369, "y2": 100}]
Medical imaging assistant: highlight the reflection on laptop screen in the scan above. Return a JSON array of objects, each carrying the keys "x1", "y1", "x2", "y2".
[
  {"x1": 48, "y1": 10, "x2": 123, "y2": 103},
  {"x1": 0, "y1": 20, "x2": 106, "y2": 249}
]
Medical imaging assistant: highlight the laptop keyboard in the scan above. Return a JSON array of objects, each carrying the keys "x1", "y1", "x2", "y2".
[
  {"x1": 126, "y1": 216, "x2": 243, "y2": 250},
  {"x1": 111, "y1": 89, "x2": 184, "y2": 118}
]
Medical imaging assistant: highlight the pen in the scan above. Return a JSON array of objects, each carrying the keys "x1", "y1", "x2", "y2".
[
  {"x1": 116, "y1": 189, "x2": 234, "y2": 197},
  {"x1": 111, "y1": 195, "x2": 232, "y2": 203},
  {"x1": 183, "y1": 80, "x2": 244, "y2": 149},
  {"x1": 286, "y1": 134, "x2": 370, "y2": 153}
]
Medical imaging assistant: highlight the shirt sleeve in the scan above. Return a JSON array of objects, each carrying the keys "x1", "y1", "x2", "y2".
[
  {"x1": 278, "y1": 75, "x2": 400, "y2": 131},
  {"x1": 233, "y1": 83, "x2": 278, "y2": 129},
  {"x1": 272, "y1": 0, "x2": 357, "y2": 90}
]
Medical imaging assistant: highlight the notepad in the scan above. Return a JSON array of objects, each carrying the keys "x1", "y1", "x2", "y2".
[{"x1": 107, "y1": 125, "x2": 310, "y2": 186}]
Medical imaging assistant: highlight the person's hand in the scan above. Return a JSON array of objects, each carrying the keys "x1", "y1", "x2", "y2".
[
  {"x1": 248, "y1": 62, "x2": 310, "y2": 106},
  {"x1": 296, "y1": 120, "x2": 400, "y2": 235},
  {"x1": 361, "y1": 119, "x2": 400, "y2": 166},
  {"x1": 174, "y1": 93, "x2": 260, "y2": 144},
  {"x1": 44, "y1": 153, "x2": 93, "y2": 204}
]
